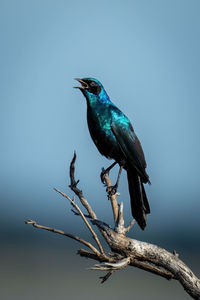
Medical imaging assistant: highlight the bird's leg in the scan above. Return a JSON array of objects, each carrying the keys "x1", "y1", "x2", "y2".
[
  {"x1": 101, "y1": 161, "x2": 117, "y2": 184},
  {"x1": 107, "y1": 164, "x2": 123, "y2": 196}
]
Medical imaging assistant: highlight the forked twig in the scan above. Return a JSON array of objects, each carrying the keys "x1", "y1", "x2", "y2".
[
  {"x1": 25, "y1": 153, "x2": 200, "y2": 299},
  {"x1": 54, "y1": 188, "x2": 105, "y2": 255},
  {"x1": 124, "y1": 219, "x2": 135, "y2": 233}
]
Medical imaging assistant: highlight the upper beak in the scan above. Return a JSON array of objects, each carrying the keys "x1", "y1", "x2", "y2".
[{"x1": 74, "y1": 78, "x2": 89, "y2": 89}]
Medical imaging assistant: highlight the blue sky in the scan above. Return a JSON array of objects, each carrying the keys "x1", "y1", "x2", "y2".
[{"x1": 1, "y1": 0, "x2": 200, "y2": 240}]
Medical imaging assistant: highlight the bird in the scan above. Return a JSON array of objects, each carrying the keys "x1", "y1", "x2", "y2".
[{"x1": 74, "y1": 77, "x2": 150, "y2": 230}]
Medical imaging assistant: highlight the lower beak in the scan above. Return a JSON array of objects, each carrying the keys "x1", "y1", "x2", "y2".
[{"x1": 73, "y1": 78, "x2": 89, "y2": 89}]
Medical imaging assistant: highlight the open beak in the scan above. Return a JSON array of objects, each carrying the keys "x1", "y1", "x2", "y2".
[{"x1": 74, "y1": 78, "x2": 89, "y2": 89}]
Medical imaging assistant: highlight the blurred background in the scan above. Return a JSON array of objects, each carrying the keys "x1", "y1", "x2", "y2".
[{"x1": 1, "y1": 0, "x2": 200, "y2": 299}]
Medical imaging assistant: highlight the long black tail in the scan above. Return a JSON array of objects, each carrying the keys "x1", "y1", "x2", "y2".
[{"x1": 127, "y1": 166, "x2": 150, "y2": 230}]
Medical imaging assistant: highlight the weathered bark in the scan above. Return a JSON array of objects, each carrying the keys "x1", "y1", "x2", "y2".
[{"x1": 25, "y1": 152, "x2": 200, "y2": 299}]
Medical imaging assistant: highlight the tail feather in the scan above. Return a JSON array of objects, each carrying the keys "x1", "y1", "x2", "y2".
[
  {"x1": 127, "y1": 166, "x2": 150, "y2": 230},
  {"x1": 141, "y1": 183, "x2": 150, "y2": 214}
]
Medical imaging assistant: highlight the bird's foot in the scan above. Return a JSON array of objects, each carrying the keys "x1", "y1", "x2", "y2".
[
  {"x1": 106, "y1": 184, "x2": 118, "y2": 197},
  {"x1": 100, "y1": 168, "x2": 108, "y2": 184}
]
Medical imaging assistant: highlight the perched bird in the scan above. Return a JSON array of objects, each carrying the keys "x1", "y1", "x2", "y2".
[{"x1": 74, "y1": 78, "x2": 150, "y2": 230}]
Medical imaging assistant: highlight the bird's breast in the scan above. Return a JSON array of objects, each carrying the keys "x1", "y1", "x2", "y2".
[{"x1": 87, "y1": 105, "x2": 120, "y2": 159}]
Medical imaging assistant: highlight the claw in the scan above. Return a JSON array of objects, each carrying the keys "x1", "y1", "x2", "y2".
[
  {"x1": 100, "y1": 168, "x2": 107, "y2": 184},
  {"x1": 100, "y1": 162, "x2": 117, "y2": 184},
  {"x1": 106, "y1": 184, "x2": 118, "y2": 197}
]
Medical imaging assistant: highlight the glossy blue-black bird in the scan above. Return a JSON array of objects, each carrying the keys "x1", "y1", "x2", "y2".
[{"x1": 74, "y1": 78, "x2": 150, "y2": 230}]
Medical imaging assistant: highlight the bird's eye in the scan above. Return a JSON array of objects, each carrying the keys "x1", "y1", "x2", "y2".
[{"x1": 87, "y1": 81, "x2": 101, "y2": 95}]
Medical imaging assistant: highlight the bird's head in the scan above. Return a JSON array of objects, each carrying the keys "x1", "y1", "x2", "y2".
[{"x1": 74, "y1": 77, "x2": 110, "y2": 104}]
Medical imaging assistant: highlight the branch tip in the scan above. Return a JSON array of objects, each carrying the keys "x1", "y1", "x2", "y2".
[
  {"x1": 100, "y1": 270, "x2": 116, "y2": 284},
  {"x1": 24, "y1": 219, "x2": 35, "y2": 225}
]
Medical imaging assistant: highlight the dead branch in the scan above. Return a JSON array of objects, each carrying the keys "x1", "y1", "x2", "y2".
[
  {"x1": 53, "y1": 187, "x2": 104, "y2": 255},
  {"x1": 103, "y1": 171, "x2": 119, "y2": 222},
  {"x1": 24, "y1": 219, "x2": 100, "y2": 255},
  {"x1": 25, "y1": 153, "x2": 200, "y2": 300},
  {"x1": 91, "y1": 219, "x2": 200, "y2": 299},
  {"x1": 69, "y1": 151, "x2": 97, "y2": 220}
]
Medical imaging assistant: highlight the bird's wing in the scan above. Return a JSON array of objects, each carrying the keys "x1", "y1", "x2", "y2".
[{"x1": 111, "y1": 120, "x2": 148, "y2": 182}]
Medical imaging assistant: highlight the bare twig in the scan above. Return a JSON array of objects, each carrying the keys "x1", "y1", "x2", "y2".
[
  {"x1": 124, "y1": 219, "x2": 135, "y2": 233},
  {"x1": 100, "y1": 270, "x2": 116, "y2": 284},
  {"x1": 69, "y1": 151, "x2": 97, "y2": 219},
  {"x1": 24, "y1": 219, "x2": 100, "y2": 255},
  {"x1": 115, "y1": 203, "x2": 125, "y2": 234},
  {"x1": 89, "y1": 257, "x2": 131, "y2": 271},
  {"x1": 68, "y1": 152, "x2": 110, "y2": 243},
  {"x1": 71, "y1": 209, "x2": 91, "y2": 219},
  {"x1": 77, "y1": 249, "x2": 119, "y2": 263},
  {"x1": 114, "y1": 203, "x2": 134, "y2": 234},
  {"x1": 54, "y1": 188, "x2": 105, "y2": 255},
  {"x1": 103, "y1": 172, "x2": 119, "y2": 222}
]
